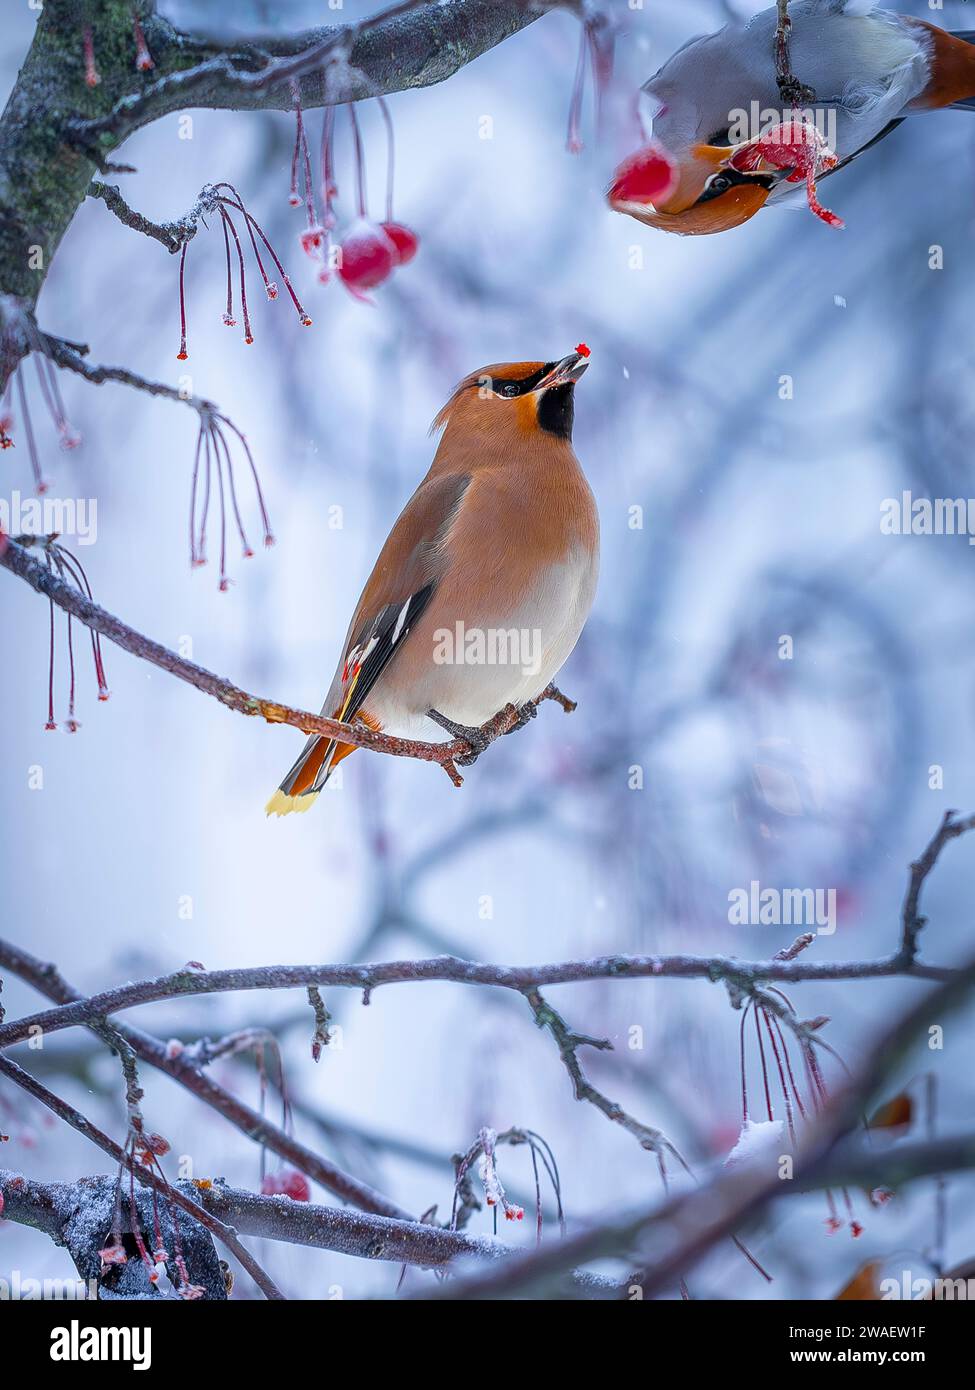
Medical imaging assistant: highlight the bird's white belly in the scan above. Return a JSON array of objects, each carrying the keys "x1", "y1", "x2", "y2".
[{"x1": 372, "y1": 547, "x2": 598, "y2": 738}]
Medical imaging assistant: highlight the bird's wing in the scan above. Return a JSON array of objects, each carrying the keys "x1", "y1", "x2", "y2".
[
  {"x1": 321, "y1": 471, "x2": 472, "y2": 722},
  {"x1": 648, "y1": 3, "x2": 927, "y2": 159},
  {"x1": 803, "y1": 1, "x2": 877, "y2": 14}
]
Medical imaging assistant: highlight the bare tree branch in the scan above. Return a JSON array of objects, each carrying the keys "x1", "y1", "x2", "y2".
[
  {"x1": 3, "y1": 815, "x2": 973, "y2": 1295},
  {"x1": 525, "y1": 987, "x2": 679, "y2": 1161},
  {"x1": 87, "y1": 180, "x2": 216, "y2": 255},
  {"x1": 774, "y1": 0, "x2": 815, "y2": 105},
  {"x1": 899, "y1": 810, "x2": 975, "y2": 967},
  {"x1": 411, "y1": 949, "x2": 975, "y2": 1299},
  {"x1": 0, "y1": 1168, "x2": 501, "y2": 1273},
  {"x1": 37, "y1": 331, "x2": 213, "y2": 413},
  {"x1": 0, "y1": 1168, "x2": 228, "y2": 1299},
  {"x1": 0, "y1": 937, "x2": 412, "y2": 1223},
  {"x1": 0, "y1": 943, "x2": 958, "y2": 1055},
  {"x1": 0, "y1": 0, "x2": 547, "y2": 341},
  {"x1": 0, "y1": 537, "x2": 574, "y2": 785}
]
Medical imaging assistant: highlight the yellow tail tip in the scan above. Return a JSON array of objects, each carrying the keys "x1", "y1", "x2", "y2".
[{"x1": 265, "y1": 788, "x2": 319, "y2": 818}]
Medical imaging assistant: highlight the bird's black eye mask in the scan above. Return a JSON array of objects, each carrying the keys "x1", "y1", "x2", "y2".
[
  {"x1": 695, "y1": 164, "x2": 777, "y2": 205},
  {"x1": 490, "y1": 364, "x2": 555, "y2": 398}
]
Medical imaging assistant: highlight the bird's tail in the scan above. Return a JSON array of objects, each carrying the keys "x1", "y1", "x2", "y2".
[
  {"x1": 264, "y1": 732, "x2": 356, "y2": 817},
  {"x1": 948, "y1": 32, "x2": 975, "y2": 109},
  {"x1": 913, "y1": 23, "x2": 975, "y2": 110}
]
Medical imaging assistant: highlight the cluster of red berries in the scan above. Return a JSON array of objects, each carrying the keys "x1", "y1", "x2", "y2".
[
  {"x1": 290, "y1": 90, "x2": 419, "y2": 302},
  {"x1": 730, "y1": 117, "x2": 843, "y2": 228}
]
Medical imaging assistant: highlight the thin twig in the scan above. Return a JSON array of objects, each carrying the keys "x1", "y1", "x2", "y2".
[
  {"x1": 899, "y1": 810, "x2": 975, "y2": 966},
  {"x1": 87, "y1": 182, "x2": 218, "y2": 255},
  {"x1": 0, "y1": 946, "x2": 957, "y2": 1054},
  {"x1": 774, "y1": 0, "x2": 815, "y2": 106}
]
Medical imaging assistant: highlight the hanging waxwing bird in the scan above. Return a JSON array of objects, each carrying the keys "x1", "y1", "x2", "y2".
[
  {"x1": 266, "y1": 348, "x2": 599, "y2": 816},
  {"x1": 610, "y1": 0, "x2": 975, "y2": 236}
]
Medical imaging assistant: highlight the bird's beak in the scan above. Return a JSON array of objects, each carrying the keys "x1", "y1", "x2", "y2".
[
  {"x1": 610, "y1": 143, "x2": 729, "y2": 215},
  {"x1": 609, "y1": 143, "x2": 772, "y2": 236},
  {"x1": 534, "y1": 350, "x2": 590, "y2": 391}
]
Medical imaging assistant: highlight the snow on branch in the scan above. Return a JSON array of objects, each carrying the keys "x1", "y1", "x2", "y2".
[
  {"x1": 0, "y1": 1054, "x2": 285, "y2": 1300},
  {"x1": 86, "y1": 181, "x2": 215, "y2": 255}
]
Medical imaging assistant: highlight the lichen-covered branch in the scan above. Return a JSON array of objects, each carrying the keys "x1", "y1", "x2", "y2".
[
  {"x1": 0, "y1": 0, "x2": 545, "y2": 340},
  {"x1": 70, "y1": 1, "x2": 545, "y2": 147}
]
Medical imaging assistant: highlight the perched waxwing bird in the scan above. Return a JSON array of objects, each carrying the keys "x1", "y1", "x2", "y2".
[
  {"x1": 266, "y1": 348, "x2": 599, "y2": 816},
  {"x1": 610, "y1": 0, "x2": 975, "y2": 236}
]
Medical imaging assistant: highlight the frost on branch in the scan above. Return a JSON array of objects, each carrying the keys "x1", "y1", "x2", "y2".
[
  {"x1": 66, "y1": 1174, "x2": 226, "y2": 1301},
  {"x1": 451, "y1": 1126, "x2": 566, "y2": 1246}
]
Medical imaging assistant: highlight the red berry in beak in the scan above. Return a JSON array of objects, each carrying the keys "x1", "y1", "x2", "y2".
[
  {"x1": 380, "y1": 222, "x2": 419, "y2": 267},
  {"x1": 338, "y1": 219, "x2": 398, "y2": 296},
  {"x1": 607, "y1": 143, "x2": 678, "y2": 206}
]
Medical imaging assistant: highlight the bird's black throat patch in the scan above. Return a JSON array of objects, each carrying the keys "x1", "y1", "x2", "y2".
[{"x1": 538, "y1": 382, "x2": 575, "y2": 439}]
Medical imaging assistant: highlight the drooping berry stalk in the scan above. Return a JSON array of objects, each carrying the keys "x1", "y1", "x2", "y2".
[
  {"x1": 15, "y1": 371, "x2": 46, "y2": 493},
  {"x1": 132, "y1": 14, "x2": 154, "y2": 72},
  {"x1": 176, "y1": 244, "x2": 189, "y2": 360},
  {"x1": 55, "y1": 546, "x2": 109, "y2": 699},
  {"x1": 31, "y1": 540, "x2": 110, "y2": 731},
  {"x1": 565, "y1": 17, "x2": 615, "y2": 154},
  {"x1": 347, "y1": 103, "x2": 368, "y2": 219},
  {"x1": 175, "y1": 185, "x2": 310, "y2": 359},
  {"x1": 565, "y1": 25, "x2": 588, "y2": 154},
  {"x1": 214, "y1": 185, "x2": 310, "y2": 324},
  {"x1": 737, "y1": 991, "x2": 860, "y2": 1237},
  {"x1": 83, "y1": 27, "x2": 100, "y2": 88},
  {"x1": 189, "y1": 408, "x2": 273, "y2": 589},
  {"x1": 218, "y1": 204, "x2": 253, "y2": 344}
]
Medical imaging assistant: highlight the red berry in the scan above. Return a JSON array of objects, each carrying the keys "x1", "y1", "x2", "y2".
[
  {"x1": 380, "y1": 222, "x2": 419, "y2": 267},
  {"x1": 280, "y1": 1170, "x2": 311, "y2": 1202},
  {"x1": 607, "y1": 143, "x2": 678, "y2": 207},
  {"x1": 262, "y1": 1169, "x2": 310, "y2": 1201},
  {"x1": 300, "y1": 226, "x2": 325, "y2": 258},
  {"x1": 338, "y1": 219, "x2": 397, "y2": 295}
]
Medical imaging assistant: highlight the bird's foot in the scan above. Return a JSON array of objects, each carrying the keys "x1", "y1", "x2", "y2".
[
  {"x1": 502, "y1": 702, "x2": 538, "y2": 736},
  {"x1": 427, "y1": 707, "x2": 509, "y2": 766}
]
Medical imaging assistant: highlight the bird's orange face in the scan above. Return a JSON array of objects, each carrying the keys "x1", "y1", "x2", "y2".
[
  {"x1": 609, "y1": 143, "x2": 773, "y2": 236},
  {"x1": 433, "y1": 350, "x2": 591, "y2": 441}
]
